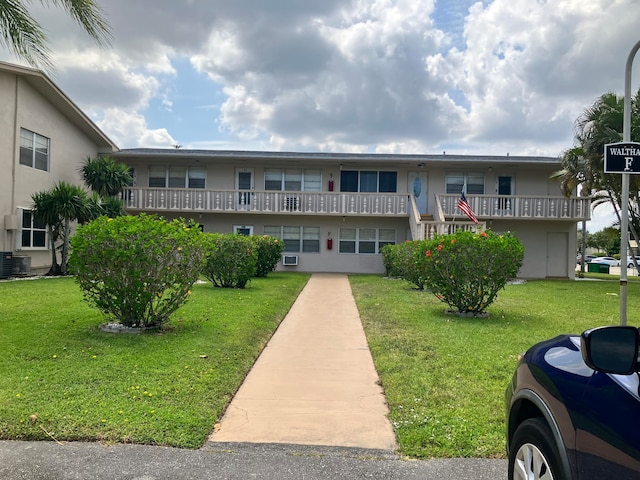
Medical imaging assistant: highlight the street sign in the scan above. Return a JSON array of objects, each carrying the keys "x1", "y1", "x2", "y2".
[{"x1": 604, "y1": 141, "x2": 640, "y2": 173}]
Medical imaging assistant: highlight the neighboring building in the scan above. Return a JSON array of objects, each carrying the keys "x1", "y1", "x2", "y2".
[
  {"x1": 0, "y1": 62, "x2": 117, "y2": 276},
  {"x1": 113, "y1": 149, "x2": 590, "y2": 279}
]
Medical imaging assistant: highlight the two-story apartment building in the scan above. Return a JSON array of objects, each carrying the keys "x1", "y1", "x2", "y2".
[
  {"x1": 113, "y1": 149, "x2": 590, "y2": 279},
  {"x1": 0, "y1": 62, "x2": 117, "y2": 276},
  {"x1": 0, "y1": 60, "x2": 589, "y2": 280}
]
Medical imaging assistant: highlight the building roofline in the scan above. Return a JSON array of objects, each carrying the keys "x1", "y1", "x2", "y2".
[
  {"x1": 114, "y1": 148, "x2": 561, "y2": 167},
  {"x1": 0, "y1": 61, "x2": 118, "y2": 152}
]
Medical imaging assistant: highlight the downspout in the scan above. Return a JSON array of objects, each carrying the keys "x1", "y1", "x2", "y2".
[{"x1": 7, "y1": 76, "x2": 19, "y2": 252}]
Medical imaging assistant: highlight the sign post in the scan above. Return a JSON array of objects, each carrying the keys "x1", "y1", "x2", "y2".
[{"x1": 608, "y1": 39, "x2": 640, "y2": 326}]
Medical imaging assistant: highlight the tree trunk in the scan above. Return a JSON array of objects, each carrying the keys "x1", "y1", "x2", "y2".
[{"x1": 61, "y1": 219, "x2": 71, "y2": 275}]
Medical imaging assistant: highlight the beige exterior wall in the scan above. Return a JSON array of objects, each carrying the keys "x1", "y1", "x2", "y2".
[
  {"x1": 118, "y1": 152, "x2": 578, "y2": 278},
  {"x1": 0, "y1": 67, "x2": 116, "y2": 275}
]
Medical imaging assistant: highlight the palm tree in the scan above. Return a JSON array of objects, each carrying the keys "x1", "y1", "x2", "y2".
[
  {"x1": 31, "y1": 190, "x2": 62, "y2": 275},
  {"x1": 49, "y1": 181, "x2": 90, "y2": 275},
  {"x1": 551, "y1": 147, "x2": 592, "y2": 274},
  {"x1": 556, "y1": 90, "x2": 640, "y2": 268},
  {"x1": 0, "y1": 0, "x2": 111, "y2": 71},
  {"x1": 79, "y1": 156, "x2": 132, "y2": 198}
]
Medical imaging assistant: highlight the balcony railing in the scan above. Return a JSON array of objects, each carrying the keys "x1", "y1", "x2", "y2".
[
  {"x1": 437, "y1": 194, "x2": 591, "y2": 221},
  {"x1": 121, "y1": 188, "x2": 410, "y2": 216}
]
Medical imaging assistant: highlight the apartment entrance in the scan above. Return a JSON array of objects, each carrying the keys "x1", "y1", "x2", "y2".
[{"x1": 236, "y1": 168, "x2": 254, "y2": 209}]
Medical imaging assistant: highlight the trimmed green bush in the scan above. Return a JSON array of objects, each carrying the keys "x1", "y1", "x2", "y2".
[
  {"x1": 251, "y1": 235, "x2": 284, "y2": 277},
  {"x1": 202, "y1": 233, "x2": 257, "y2": 288},
  {"x1": 69, "y1": 214, "x2": 205, "y2": 328},
  {"x1": 414, "y1": 230, "x2": 524, "y2": 315},
  {"x1": 382, "y1": 241, "x2": 425, "y2": 289}
]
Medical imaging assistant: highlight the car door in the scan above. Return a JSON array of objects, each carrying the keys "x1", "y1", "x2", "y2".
[{"x1": 575, "y1": 372, "x2": 640, "y2": 479}]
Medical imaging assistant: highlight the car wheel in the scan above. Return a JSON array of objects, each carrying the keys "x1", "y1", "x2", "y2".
[{"x1": 508, "y1": 418, "x2": 564, "y2": 480}]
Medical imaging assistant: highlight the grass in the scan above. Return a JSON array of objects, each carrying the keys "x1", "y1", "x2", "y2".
[
  {"x1": 349, "y1": 275, "x2": 640, "y2": 459},
  {"x1": 1, "y1": 271, "x2": 637, "y2": 458},
  {"x1": 0, "y1": 273, "x2": 309, "y2": 448}
]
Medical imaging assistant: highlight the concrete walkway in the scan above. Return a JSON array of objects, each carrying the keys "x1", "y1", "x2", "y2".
[{"x1": 208, "y1": 273, "x2": 397, "y2": 451}]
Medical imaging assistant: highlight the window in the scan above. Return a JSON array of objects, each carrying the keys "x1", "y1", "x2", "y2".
[
  {"x1": 446, "y1": 173, "x2": 484, "y2": 194},
  {"x1": 264, "y1": 169, "x2": 322, "y2": 191},
  {"x1": 148, "y1": 166, "x2": 206, "y2": 188},
  {"x1": 20, "y1": 209, "x2": 47, "y2": 249},
  {"x1": 148, "y1": 166, "x2": 166, "y2": 187},
  {"x1": 19, "y1": 128, "x2": 49, "y2": 171},
  {"x1": 340, "y1": 170, "x2": 397, "y2": 193},
  {"x1": 338, "y1": 228, "x2": 396, "y2": 254},
  {"x1": 264, "y1": 226, "x2": 320, "y2": 253}
]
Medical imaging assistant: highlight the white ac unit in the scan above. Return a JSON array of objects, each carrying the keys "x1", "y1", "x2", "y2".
[{"x1": 282, "y1": 255, "x2": 298, "y2": 266}]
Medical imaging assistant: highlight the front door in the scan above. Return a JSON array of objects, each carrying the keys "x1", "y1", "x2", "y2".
[
  {"x1": 236, "y1": 168, "x2": 254, "y2": 209},
  {"x1": 408, "y1": 171, "x2": 428, "y2": 215},
  {"x1": 497, "y1": 175, "x2": 513, "y2": 212},
  {"x1": 547, "y1": 232, "x2": 568, "y2": 277}
]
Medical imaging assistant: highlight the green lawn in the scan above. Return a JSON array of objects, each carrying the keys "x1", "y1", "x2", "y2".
[
  {"x1": 350, "y1": 275, "x2": 640, "y2": 459},
  {"x1": 0, "y1": 273, "x2": 309, "y2": 448},
  {"x1": 1, "y1": 273, "x2": 637, "y2": 458}
]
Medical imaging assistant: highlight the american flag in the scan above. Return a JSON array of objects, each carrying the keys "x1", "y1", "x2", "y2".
[{"x1": 457, "y1": 192, "x2": 478, "y2": 224}]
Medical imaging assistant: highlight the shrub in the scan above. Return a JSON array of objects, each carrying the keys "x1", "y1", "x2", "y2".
[
  {"x1": 382, "y1": 241, "x2": 425, "y2": 289},
  {"x1": 202, "y1": 233, "x2": 257, "y2": 288},
  {"x1": 69, "y1": 214, "x2": 205, "y2": 328},
  {"x1": 251, "y1": 235, "x2": 284, "y2": 277},
  {"x1": 414, "y1": 230, "x2": 524, "y2": 315}
]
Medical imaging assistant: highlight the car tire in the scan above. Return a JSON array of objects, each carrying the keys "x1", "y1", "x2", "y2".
[{"x1": 508, "y1": 418, "x2": 564, "y2": 480}]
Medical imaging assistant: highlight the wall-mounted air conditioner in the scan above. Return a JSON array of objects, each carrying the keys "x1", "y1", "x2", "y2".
[{"x1": 282, "y1": 255, "x2": 298, "y2": 266}]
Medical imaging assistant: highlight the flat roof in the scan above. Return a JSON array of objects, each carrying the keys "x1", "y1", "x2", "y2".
[{"x1": 114, "y1": 148, "x2": 561, "y2": 168}]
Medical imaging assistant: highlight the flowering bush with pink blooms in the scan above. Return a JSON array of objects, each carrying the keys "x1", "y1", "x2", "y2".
[{"x1": 414, "y1": 230, "x2": 524, "y2": 315}]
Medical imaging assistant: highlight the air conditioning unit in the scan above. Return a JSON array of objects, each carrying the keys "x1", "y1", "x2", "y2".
[
  {"x1": 284, "y1": 196, "x2": 300, "y2": 211},
  {"x1": 282, "y1": 255, "x2": 298, "y2": 266},
  {"x1": 12, "y1": 256, "x2": 31, "y2": 276},
  {"x1": 0, "y1": 251, "x2": 12, "y2": 279}
]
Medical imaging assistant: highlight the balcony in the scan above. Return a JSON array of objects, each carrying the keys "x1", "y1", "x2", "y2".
[
  {"x1": 121, "y1": 188, "x2": 410, "y2": 216},
  {"x1": 436, "y1": 194, "x2": 591, "y2": 221}
]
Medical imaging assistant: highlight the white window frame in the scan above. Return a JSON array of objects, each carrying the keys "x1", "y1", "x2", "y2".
[
  {"x1": 148, "y1": 166, "x2": 206, "y2": 188},
  {"x1": 19, "y1": 128, "x2": 50, "y2": 171},
  {"x1": 264, "y1": 226, "x2": 321, "y2": 253},
  {"x1": 338, "y1": 228, "x2": 396, "y2": 254},
  {"x1": 445, "y1": 172, "x2": 485, "y2": 194},
  {"x1": 17, "y1": 208, "x2": 48, "y2": 250},
  {"x1": 264, "y1": 169, "x2": 322, "y2": 192}
]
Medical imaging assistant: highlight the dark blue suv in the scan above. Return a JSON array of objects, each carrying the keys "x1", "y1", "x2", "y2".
[{"x1": 505, "y1": 326, "x2": 640, "y2": 480}]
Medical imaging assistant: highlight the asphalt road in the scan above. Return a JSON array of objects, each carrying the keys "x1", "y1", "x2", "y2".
[{"x1": 0, "y1": 441, "x2": 507, "y2": 480}]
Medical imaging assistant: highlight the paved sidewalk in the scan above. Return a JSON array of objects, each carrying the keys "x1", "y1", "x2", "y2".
[{"x1": 208, "y1": 273, "x2": 397, "y2": 450}]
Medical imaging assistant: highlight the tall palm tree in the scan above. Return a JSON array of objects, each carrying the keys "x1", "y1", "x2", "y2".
[
  {"x1": 79, "y1": 156, "x2": 132, "y2": 198},
  {"x1": 550, "y1": 146, "x2": 593, "y2": 273},
  {"x1": 31, "y1": 189, "x2": 62, "y2": 275},
  {"x1": 0, "y1": 0, "x2": 111, "y2": 71},
  {"x1": 564, "y1": 90, "x2": 640, "y2": 263},
  {"x1": 49, "y1": 181, "x2": 90, "y2": 275}
]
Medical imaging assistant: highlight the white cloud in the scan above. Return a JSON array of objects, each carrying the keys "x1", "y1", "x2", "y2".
[
  {"x1": 96, "y1": 108, "x2": 176, "y2": 148},
  {"x1": 3, "y1": 0, "x2": 638, "y2": 153}
]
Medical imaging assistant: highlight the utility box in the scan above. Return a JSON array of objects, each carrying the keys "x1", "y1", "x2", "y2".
[
  {"x1": 0, "y1": 251, "x2": 13, "y2": 279},
  {"x1": 12, "y1": 256, "x2": 31, "y2": 276}
]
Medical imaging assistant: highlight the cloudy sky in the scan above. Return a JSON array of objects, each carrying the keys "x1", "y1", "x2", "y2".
[{"x1": 3, "y1": 0, "x2": 640, "y2": 230}]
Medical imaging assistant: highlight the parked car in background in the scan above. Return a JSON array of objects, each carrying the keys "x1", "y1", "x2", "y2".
[
  {"x1": 589, "y1": 256, "x2": 619, "y2": 266},
  {"x1": 505, "y1": 326, "x2": 640, "y2": 480},
  {"x1": 625, "y1": 256, "x2": 640, "y2": 268},
  {"x1": 577, "y1": 254, "x2": 597, "y2": 264}
]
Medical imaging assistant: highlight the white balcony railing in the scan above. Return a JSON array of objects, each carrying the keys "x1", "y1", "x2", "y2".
[
  {"x1": 437, "y1": 194, "x2": 591, "y2": 221},
  {"x1": 122, "y1": 188, "x2": 410, "y2": 216}
]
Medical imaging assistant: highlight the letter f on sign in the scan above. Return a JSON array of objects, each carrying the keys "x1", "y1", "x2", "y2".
[{"x1": 625, "y1": 157, "x2": 634, "y2": 171}]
